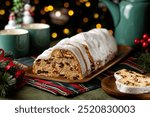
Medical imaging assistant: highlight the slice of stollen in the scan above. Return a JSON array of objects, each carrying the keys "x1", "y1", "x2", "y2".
[{"x1": 114, "y1": 69, "x2": 150, "y2": 94}]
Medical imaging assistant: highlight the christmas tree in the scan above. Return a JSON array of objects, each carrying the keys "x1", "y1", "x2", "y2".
[{"x1": 11, "y1": 0, "x2": 24, "y2": 23}]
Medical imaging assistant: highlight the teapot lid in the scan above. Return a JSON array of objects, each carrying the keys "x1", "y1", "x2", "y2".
[{"x1": 126, "y1": 0, "x2": 150, "y2": 2}]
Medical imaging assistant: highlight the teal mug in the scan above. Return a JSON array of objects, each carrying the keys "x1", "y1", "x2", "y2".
[
  {"x1": 22, "y1": 23, "x2": 51, "y2": 55},
  {"x1": 0, "y1": 29, "x2": 29, "y2": 58}
]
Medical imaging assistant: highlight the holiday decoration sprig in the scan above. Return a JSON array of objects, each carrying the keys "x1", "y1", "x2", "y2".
[
  {"x1": 134, "y1": 33, "x2": 150, "y2": 72},
  {"x1": 0, "y1": 49, "x2": 25, "y2": 97},
  {"x1": 134, "y1": 33, "x2": 150, "y2": 52}
]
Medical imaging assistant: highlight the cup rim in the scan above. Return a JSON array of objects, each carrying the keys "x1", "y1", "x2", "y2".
[
  {"x1": 0, "y1": 29, "x2": 28, "y2": 35},
  {"x1": 22, "y1": 23, "x2": 50, "y2": 30}
]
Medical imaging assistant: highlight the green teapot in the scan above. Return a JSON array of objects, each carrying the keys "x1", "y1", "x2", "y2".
[{"x1": 100, "y1": 0, "x2": 150, "y2": 46}]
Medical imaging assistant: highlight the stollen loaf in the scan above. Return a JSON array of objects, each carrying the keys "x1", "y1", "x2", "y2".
[{"x1": 32, "y1": 28, "x2": 118, "y2": 80}]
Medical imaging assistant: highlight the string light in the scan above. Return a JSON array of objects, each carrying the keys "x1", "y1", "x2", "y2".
[
  {"x1": 64, "y1": 2, "x2": 69, "y2": 8},
  {"x1": 77, "y1": 28, "x2": 83, "y2": 33},
  {"x1": 102, "y1": 7, "x2": 107, "y2": 12},
  {"x1": 5, "y1": 1, "x2": 11, "y2": 6},
  {"x1": 76, "y1": 1, "x2": 81, "y2": 6},
  {"x1": 83, "y1": 17, "x2": 88, "y2": 23},
  {"x1": 47, "y1": 5, "x2": 54, "y2": 11},
  {"x1": 40, "y1": 9, "x2": 45, "y2": 15},
  {"x1": 52, "y1": 32, "x2": 58, "y2": 38},
  {"x1": 96, "y1": 23, "x2": 102, "y2": 28},
  {"x1": 79, "y1": 0, "x2": 84, "y2": 3},
  {"x1": 0, "y1": 0, "x2": 113, "y2": 41},
  {"x1": 55, "y1": 11, "x2": 61, "y2": 17},
  {"x1": 0, "y1": 10, "x2": 5, "y2": 15},
  {"x1": 44, "y1": 6, "x2": 49, "y2": 12},
  {"x1": 84, "y1": 0, "x2": 89, "y2": 2},
  {"x1": 94, "y1": 13, "x2": 99, "y2": 19},
  {"x1": 63, "y1": 28, "x2": 70, "y2": 34},
  {"x1": 80, "y1": 0, "x2": 88, "y2": 3},
  {"x1": 68, "y1": 10, "x2": 74, "y2": 16},
  {"x1": 85, "y1": 2, "x2": 91, "y2": 7},
  {"x1": 34, "y1": 0, "x2": 39, "y2": 4},
  {"x1": 44, "y1": 5, "x2": 54, "y2": 12},
  {"x1": 40, "y1": 19, "x2": 46, "y2": 23}
]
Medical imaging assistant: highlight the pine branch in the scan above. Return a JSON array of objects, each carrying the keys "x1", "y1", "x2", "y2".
[{"x1": 137, "y1": 53, "x2": 150, "y2": 71}]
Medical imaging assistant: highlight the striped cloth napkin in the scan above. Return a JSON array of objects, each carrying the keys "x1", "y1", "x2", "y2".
[{"x1": 15, "y1": 55, "x2": 146, "y2": 97}]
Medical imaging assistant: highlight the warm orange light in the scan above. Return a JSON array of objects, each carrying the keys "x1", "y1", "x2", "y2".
[
  {"x1": 52, "y1": 32, "x2": 58, "y2": 38},
  {"x1": 68, "y1": 10, "x2": 74, "y2": 16},
  {"x1": 79, "y1": 0, "x2": 84, "y2": 3},
  {"x1": 77, "y1": 28, "x2": 83, "y2": 33},
  {"x1": 83, "y1": 17, "x2": 88, "y2": 23},
  {"x1": 44, "y1": 7, "x2": 49, "y2": 12},
  {"x1": 5, "y1": 1, "x2": 11, "y2": 6},
  {"x1": 80, "y1": 0, "x2": 88, "y2": 3},
  {"x1": 96, "y1": 23, "x2": 102, "y2": 28},
  {"x1": 76, "y1": 1, "x2": 81, "y2": 6},
  {"x1": 0, "y1": 10, "x2": 5, "y2": 15},
  {"x1": 94, "y1": 13, "x2": 99, "y2": 19},
  {"x1": 85, "y1": 2, "x2": 91, "y2": 7},
  {"x1": 64, "y1": 2, "x2": 69, "y2": 8},
  {"x1": 63, "y1": 28, "x2": 70, "y2": 34},
  {"x1": 40, "y1": 10, "x2": 45, "y2": 15},
  {"x1": 34, "y1": 0, "x2": 39, "y2": 4}
]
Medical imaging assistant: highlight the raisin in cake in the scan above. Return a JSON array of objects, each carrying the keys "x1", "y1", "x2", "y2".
[
  {"x1": 32, "y1": 28, "x2": 118, "y2": 80},
  {"x1": 114, "y1": 69, "x2": 150, "y2": 94}
]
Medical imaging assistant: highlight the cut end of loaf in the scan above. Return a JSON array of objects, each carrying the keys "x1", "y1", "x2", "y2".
[{"x1": 33, "y1": 49, "x2": 83, "y2": 80}]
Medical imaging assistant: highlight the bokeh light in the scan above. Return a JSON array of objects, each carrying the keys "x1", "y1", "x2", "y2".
[
  {"x1": 5, "y1": 1, "x2": 11, "y2": 6},
  {"x1": 0, "y1": 10, "x2": 5, "y2": 15},
  {"x1": 34, "y1": 0, "x2": 39, "y2": 4},
  {"x1": 52, "y1": 32, "x2": 58, "y2": 38},
  {"x1": 85, "y1": 2, "x2": 91, "y2": 7},
  {"x1": 83, "y1": 17, "x2": 88, "y2": 23},
  {"x1": 96, "y1": 23, "x2": 102, "y2": 28},
  {"x1": 63, "y1": 28, "x2": 70, "y2": 34},
  {"x1": 68, "y1": 10, "x2": 74, "y2": 16},
  {"x1": 64, "y1": 2, "x2": 69, "y2": 8},
  {"x1": 94, "y1": 13, "x2": 99, "y2": 19},
  {"x1": 77, "y1": 28, "x2": 83, "y2": 33},
  {"x1": 47, "y1": 5, "x2": 54, "y2": 11}
]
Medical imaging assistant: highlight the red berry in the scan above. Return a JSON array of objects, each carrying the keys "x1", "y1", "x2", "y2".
[
  {"x1": 142, "y1": 41, "x2": 148, "y2": 48},
  {"x1": 143, "y1": 33, "x2": 149, "y2": 40},
  {"x1": 140, "y1": 39, "x2": 144, "y2": 43},
  {"x1": 134, "y1": 38, "x2": 140, "y2": 45},
  {"x1": 147, "y1": 38, "x2": 150, "y2": 43}
]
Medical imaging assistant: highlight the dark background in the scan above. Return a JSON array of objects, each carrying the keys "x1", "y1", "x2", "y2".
[{"x1": 0, "y1": 0, "x2": 119, "y2": 41}]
